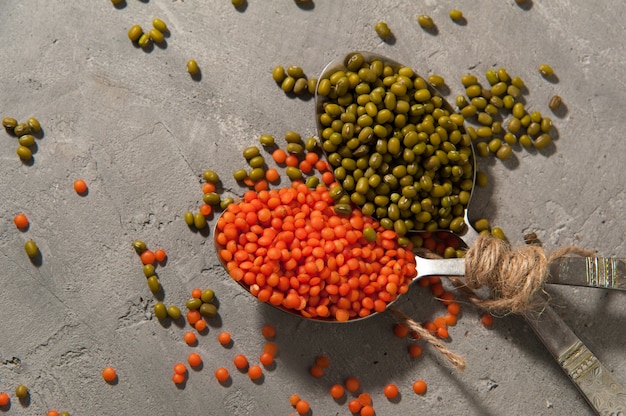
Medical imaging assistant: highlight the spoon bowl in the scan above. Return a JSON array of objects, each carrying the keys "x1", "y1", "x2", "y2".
[{"x1": 315, "y1": 51, "x2": 478, "y2": 247}]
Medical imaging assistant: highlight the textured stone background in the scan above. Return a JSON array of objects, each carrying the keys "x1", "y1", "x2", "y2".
[{"x1": 0, "y1": 1, "x2": 624, "y2": 415}]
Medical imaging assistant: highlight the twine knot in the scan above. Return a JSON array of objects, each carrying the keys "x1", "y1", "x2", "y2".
[
  {"x1": 461, "y1": 234, "x2": 594, "y2": 315},
  {"x1": 391, "y1": 234, "x2": 594, "y2": 371}
]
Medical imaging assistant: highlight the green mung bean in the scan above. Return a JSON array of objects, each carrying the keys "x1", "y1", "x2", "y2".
[
  {"x1": 428, "y1": 75, "x2": 445, "y2": 88},
  {"x1": 128, "y1": 25, "x2": 143, "y2": 42},
  {"x1": 496, "y1": 144, "x2": 512, "y2": 160},
  {"x1": 193, "y1": 212, "x2": 207, "y2": 229},
  {"x1": 154, "y1": 303, "x2": 168, "y2": 320},
  {"x1": 272, "y1": 66, "x2": 286, "y2": 83},
  {"x1": 152, "y1": 18, "x2": 167, "y2": 32},
  {"x1": 138, "y1": 33, "x2": 151, "y2": 48},
  {"x1": 374, "y1": 21, "x2": 392, "y2": 39},
  {"x1": 281, "y1": 76, "x2": 295, "y2": 92},
  {"x1": 417, "y1": 14, "x2": 434, "y2": 29},
  {"x1": 18, "y1": 134, "x2": 35, "y2": 147},
  {"x1": 538, "y1": 64, "x2": 554, "y2": 77},
  {"x1": 533, "y1": 134, "x2": 551, "y2": 149},
  {"x1": 27, "y1": 117, "x2": 41, "y2": 133},
  {"x1": 461, "y1": 74, "x2": 478, "y2": 87},
  {"x1": 2, "y1": 117, "x2": 17, "y2": 129},
  {"x1": 16, "y1": 146, "x2": 32, "y2": 160},
  {"x1": 549, "y1": 95, "x2": 562, "y2": 111},
  {"x1": 248, "y1": 168, "x2": 265, "y2": 181},
  {"x1": 149, "y1": 28, "x2": 163, "y2": 42},
  {"x1": 14, "y1": 123, "x2": 30, "y2": 137},
  {"x1": 147, "y1": 276, "x2": 161, "y2": 294},
  {"x1": 24, "y1": 240, "x2": 39, "y2": 258},
  {"x1": 287, "y1": 66, "x2": 304, "y2": 78},
  {"x1": 449, "y1": 9, "x2": 463, "y2": 21},
  {"x1": 187, "y1": 59, "x2": 199, "y2": 75},
  {"x1": 485, "y1": 69, "x2": 499, "y2": 85}
]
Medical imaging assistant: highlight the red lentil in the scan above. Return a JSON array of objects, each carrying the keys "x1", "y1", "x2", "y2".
[
  {"x1": 481, "y1": 313, "x2": 494, "y2": 327},
  {"x1": 13, "y1": 213, "x2": 29, "y2": 229},
  {"x1": 215, "y1": 183, "x2": 418, "y2": 322},
  {"x1": 413, "y1": 379, "x2": 427, "y2": 395}
]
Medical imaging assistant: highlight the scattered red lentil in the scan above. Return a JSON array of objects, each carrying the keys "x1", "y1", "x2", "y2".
[
  {"x1": 433, "y1": 317, "x2": 447, "y2": 329},
  {"x1": 481, "y1": 313, "x2": 494, "y2": 327},
  {"x1": 73, "y1": 179, "x2": 88, "y2": 194},
  {"x1": 264, "y1": 341, "x2": 278, "y2": 356},
  {"x1": 215, "y1": 367, "x2": 230, "y2": 382},
  {"x1": 172, "y1": 372, "x2": 185, "y2": 384},
  {"x1": 194, "y1": 319, "x2": 207, "y2": 332},
  {"x1": 199, "y1": 203, "x2": 212, "y2": 216},
  {"x1": 295, "y1": 399, "x2": 310, "y2": 415},
  {"x1": 309, "y1": 364, "x2": 324, "y2": 378},
  {"x1": 102, "y1": 366, "x2": 117, "y2": 382},
  {"x1": 393, "y1": 323, "x2": 410, "y2": 338},
  {"x1": 265, "y1": 168, "x2": 280, "y2": 183},
  {"x1": 272, "y1": 148, "x2": 287, "y2": 164},
  {"x1": 383, "y1": 383, "x2": 399, "y2": 399},
  {"x1": 315, "y1": 355, "x2": 330, "y2": 368},
  {"x1": 439, "y1": 291, "x2": 455, "y2": 305},
  {"x1": 436, "y1": 326, "x2": 449, "y2": 339},
  {"x1": 46, "y1": 411, "x2": 60, "y2": 416},
  {"x1": 140, "y1": 250, "x2": 156, "y2": 265},
  {"x1": 358, "y1": 393, "x2": 372, "y2": 406},
  {"x1": 248, "y1": 365, "x2": 263, "y2": 380},
  {"x1": 191, "y1": 288, "x2": 203, "y2": 298},
  {"x1": 329, "y1": 383, "x2": 345, "y2": 400},
  {"x1": 183, "y1": 331, "x2": 197, "y2": 345},
  {"x1": 0, "y1": 393, "x2": 9, "y2": 406},
  {"x1": 360, "y1": 404, "x2": 375, "y2": 416},
  {"x1": 345, "y1": 376, "x2": 360, "y2": 393},
  {"x1": 347, "y1": 399, "x2": 362, "y2": 413},
  {"x1": 173, "y1": 362, "x2": 187, "y2": 375},
  {"x1": 444, "y1": 313, "x2": 457, "y2": 326},
  {"x1": 217, "y1": 331, "x2": 232, "y2": 345},
  {"x1": 259, "y1": 352, "x2": 274, "y2": 366},
  {"x1": 261, "y1": 324, "x2": 276, "y2": 339},
  {"x1": 284, "y1": 154, "x2": 299, "y2": 167},
  {"x1": 413, "y1": 379, "x2": 427, "y2": 395},
  {"x1": 408, "y1": 344, "x2": 423, "y2": 358},
  {"x1": 202, "y1": 182, "x2": 216, "y2": 194},
  {"x1": 188, "y1": 352, "x2": 202, "y2": 367},
  {"x1": 233, "y1": 354, "x2": 249, "y2": 370},
  {"x1": 13, "y1": 213, "x2": 29, "y2": 229},
  {"x1": 186, "y1": 310, "x2": 201, "y2": 325},
  {"x1": 447, "y1": 302, "x2": 461, "y2": 316},
  {"x1": 289, "y1": 394, "x2": 301, "y2": 406}
]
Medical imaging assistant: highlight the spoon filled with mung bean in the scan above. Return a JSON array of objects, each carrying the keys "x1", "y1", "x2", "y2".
[{"x1": 314, "y1": 52, "x2": 479, "y2": 250}]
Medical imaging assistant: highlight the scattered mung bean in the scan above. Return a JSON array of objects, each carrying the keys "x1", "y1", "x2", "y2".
[
  {"x1": 417, "y1": 14, "x2": 434, "y2": 29},
  {"x1": 549, "y1": 95, "x2": 562, "y2": 111}
]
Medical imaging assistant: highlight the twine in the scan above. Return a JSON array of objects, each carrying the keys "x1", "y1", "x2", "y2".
[{"x1": 391, "y1": 234, "x2": 594, "y2": 371}]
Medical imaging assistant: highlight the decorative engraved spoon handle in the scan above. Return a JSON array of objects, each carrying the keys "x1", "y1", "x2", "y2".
[{"x1": 524, "y1": 305, "x2": 626, "y2": 415}]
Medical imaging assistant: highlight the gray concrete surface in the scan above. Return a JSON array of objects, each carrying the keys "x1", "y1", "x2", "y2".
[{"x1": 1, "y1": 1, "x2": 624, "y2": 415}]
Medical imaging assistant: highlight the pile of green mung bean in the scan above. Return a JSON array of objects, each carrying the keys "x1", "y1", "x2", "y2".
[
  {"x1": 3, "y1": 116, "x2": 42, "y2": 162},
  {"x1": 272, "y1": 65, "x2": 317, "y2": 97},
  {"x1": 456, "y1": 66, "x2": 554, "y2": 155},
  {"x1": 127, "y1": 18, "x2": 168, "y2": 50},
  {"x1": 315, "y1": 53, "x2": 475, "y2": 247}
]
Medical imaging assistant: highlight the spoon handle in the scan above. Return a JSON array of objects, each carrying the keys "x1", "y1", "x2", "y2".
[
  {"x1": 413, "y1": 256, "x2": 626, "y2": 290},
  {"x1": 548, "y1": 257, "x2": 626, "y2": 291},
  {"x1": 524, "y1": 305, "x2": 626, "y2": 415}
]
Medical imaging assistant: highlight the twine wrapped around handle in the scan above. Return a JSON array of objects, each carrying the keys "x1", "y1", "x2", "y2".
[{"x1": 391, "y1": 234, "x2": 595, "y2": 371}]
